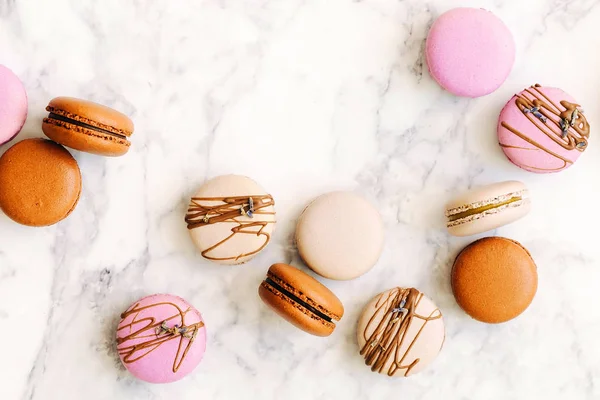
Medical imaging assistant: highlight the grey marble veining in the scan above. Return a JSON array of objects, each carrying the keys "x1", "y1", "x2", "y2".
[{"x1": 1, "y1": 0, "x2": 600, "y2": 399}]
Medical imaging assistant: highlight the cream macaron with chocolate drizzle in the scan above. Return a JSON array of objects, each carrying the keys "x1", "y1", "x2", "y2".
[
  {"x1": 357, "y1": 287, "x2": 445, "y2": 377},
  {"x1": 185, "y1": 175, "x2": 276, "y2": 265},
  {"x1": 445, "y1": 181, "x2": 531, "y2": 237}
]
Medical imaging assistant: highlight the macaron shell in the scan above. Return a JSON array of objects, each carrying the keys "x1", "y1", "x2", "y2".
[
  {"x1": 268, "y1": 263, "x2": 344, "y2": 320},
  {"x1": 186, "y1": 175, "x2": 276, "y2": 265},
  {"x1": 116, "y1": 294, "x2": 207, "y2": 384},
  {"x1": 446, "y1": 181, "x2": 527, "y2": 211},
  {"x1": 356, "y1": 288, "x2": 445, "y2": 377},
  {"x1": 46, "y1": 96, "x2": 134, "y2": 135},
  {"x1": 497, "y1": 86, "x2": 588, "y2": 173},
  {"x1": 0, "y1": 65, "x2": 27, "y2": 145},
  {"x1": 0, "y1": 139, "x2": 81, "y2": 226},
  {"x1": 447, "y1": 201, "x2": 530, "y2": 237},
  {"x1": 42, "y1": 119, "x2": 130, "y2": 157},
  {"x1": 452, "y1": 237, "x2": 537, "y2": 323},
  {"x1": 426, "y1": 8, "x2": 515, "y2": 97},
  {"x1": 259, "y1": 282, "x2": 335, "y2": 337},
  {"x1": 296, "y1": 191, "x2": 384, "y2": 280}
]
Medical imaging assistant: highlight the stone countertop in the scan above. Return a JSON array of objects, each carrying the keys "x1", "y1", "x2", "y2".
[{"x1": 1, "y1": 0, "x2": 600, "y2": 399}]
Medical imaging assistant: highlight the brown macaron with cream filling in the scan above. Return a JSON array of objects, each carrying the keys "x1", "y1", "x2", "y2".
[
  {"x1": 42, "y1": 97, "x2": 134, "y2": 157},
  {"x1": 259, "y1": 263, "x2": 344, "y2": 336}
]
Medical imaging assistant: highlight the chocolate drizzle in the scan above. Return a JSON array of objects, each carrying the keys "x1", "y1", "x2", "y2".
[
  {"x1": 117, "y1": 301, "x2": 204, "y2": 373},
  {"x1": 360, "y1": 288, "x2": 442, "y2": 377},
  {"x1": 185, "y1": 195, "x2": 275, "y2": 262},
  {"x1": 500, "y1": 84, "x2": 590, "y2": 172}
]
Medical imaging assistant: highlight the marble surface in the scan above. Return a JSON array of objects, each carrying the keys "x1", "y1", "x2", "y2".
[{"x1": 1, "y1": 0, "x2": 600, "y2": 399}]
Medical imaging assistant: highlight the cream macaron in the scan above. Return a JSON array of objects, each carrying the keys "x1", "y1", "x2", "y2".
[
  {"x1": 296, "y1": 191, "x2": 384, "y2": 281},
  {"x1": 184, "y1": 175, "x2": 276, "y2": 264},
  {"x1": 445, "y1": 181, "x2": 531, "y2": 237}
]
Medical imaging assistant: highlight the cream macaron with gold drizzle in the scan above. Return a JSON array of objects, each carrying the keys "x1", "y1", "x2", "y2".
[
  {"x1": 185, "y1": 175, "x2": 276, "y2": 264},
  {"x1": 445, "y1": 181, "x2": 530, "y2": 237}
]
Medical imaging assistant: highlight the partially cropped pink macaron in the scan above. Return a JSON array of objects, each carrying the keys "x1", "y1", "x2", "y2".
[
  {"x1": 116, "y1": 294, "x2": 207, "y2": 383},
  {"x1": 426, "y1": 8, "x2": 515, "y2": 98},
  {"x1": 498, "y1": 84, "x2": 590, "y2": 173},
  {"x1": 0, "y1": 65, "x2": 27, "y2": 145}
]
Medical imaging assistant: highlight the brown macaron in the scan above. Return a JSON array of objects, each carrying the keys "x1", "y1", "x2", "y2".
[
  {"x1": 451, "y1": 237, "x2": 537, "y2": 324},
  {"x1": 0, "y1": 138, "x2": 82, "y2": 226},
  {"x1": 42, "y1": 97, "x2": 134, "y2": 157},
  {"x1": 259, "y1": 263, "x2": 344, "y2": 336}
]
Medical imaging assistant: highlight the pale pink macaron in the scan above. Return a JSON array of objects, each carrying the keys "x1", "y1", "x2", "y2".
[
  {"x1": 116, "y1": 294, "x2": 207, "y2": 383},
  {"x1": 426, "y1": 8, "x2": 515, "y2": 97},
  {"x1": 498, "y1": 84, "x2": 590, "y2": 173},
  {"x1": 0, "y1": 65, "x2": 27, "y2": 145}
]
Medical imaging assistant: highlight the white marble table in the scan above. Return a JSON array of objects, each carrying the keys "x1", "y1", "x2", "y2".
[{"x1": 2, "y1": 0, "x2": 600, "y2": 399}]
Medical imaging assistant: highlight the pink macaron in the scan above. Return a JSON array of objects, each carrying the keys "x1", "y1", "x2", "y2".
[
  {"x1": 497, "y1": 84, "x2": 590, "y2": 173},
  {"x1": 426, "y1": 8, "x2": 515, "y2": 98},
  {"x1": 0, "y1": 65, "x2": 27, "y2": 145},
  {"x1": 116, "y1": 294, "x2": 207, "y2": 383}
]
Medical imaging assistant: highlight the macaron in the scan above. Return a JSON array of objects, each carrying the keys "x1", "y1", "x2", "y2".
[
  {"x1": 498, "y1": 84, "x2": 590, "y2": 173},
  {"x1": 42, "y1": 97, "x2": 134, "y2": 157},
  {"x1": 296, "y1": 191, "x2": 384, "y2": 280},
  {"x1": 259, "y1": 263, "x2": 344, "y2": 337},
  {"x1": 445, "y1": 181, "x2": 531, "y2": 237},
  {"x1": 116, "y1": 294, "x2": 207, "y2": 384},
  {"x1": 452, "y1": 237, "x2": 537, "y2": 323},
  {"x1": 185, "y1": 175, "x2": 276, "y2": 265},
  {"x1": 357, "y1": 287, "x2": 445, "y2": 377},
  {"x1": 0, "y1": 65, "x2": 27, "y2": 145},
  {"x1": 426, "y1": 8, "x2": 515, "y2": 97},
  {"x1": 0, "y1": 139, "x2": 81, "y2": 226}
]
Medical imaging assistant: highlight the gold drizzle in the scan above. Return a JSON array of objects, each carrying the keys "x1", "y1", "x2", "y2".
[
  {"x1": 185, "y1": 195, "x2": 276, "y2": 262},
  {"x1": 500, "y1": 84, "x2": 590, "y2": 172},
  {"x1": 117, "y1": 301, "x2": 204, "y2": 373},
  {"x1": 360, "y1": 288, "x2": 442, "y2": 377}
]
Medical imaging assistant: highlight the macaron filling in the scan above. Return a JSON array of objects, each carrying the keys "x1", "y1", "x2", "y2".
[
  {"x1": 447, "y1": 196, "x2": 522, "y2": 222},
  {"x1": 263, "y1": 277, "x2": 333, "y2": 323},
  {"x1": 46, "y1": 112, "x2": 128, "y2": 140}
]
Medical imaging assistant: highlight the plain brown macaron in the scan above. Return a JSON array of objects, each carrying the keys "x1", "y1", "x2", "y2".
[
  {"x1": 0, "y1": 138, "x2": 82, "y2": 226},
  {"x1": 259, "y1": 263, "x2": 344, "y2": 336},
  {"x1": 42, "y1": 97, "x2": 134, "y2": 157},
  {"x1": 451, "y1": 237, "x2": 537, "y2": 324}
]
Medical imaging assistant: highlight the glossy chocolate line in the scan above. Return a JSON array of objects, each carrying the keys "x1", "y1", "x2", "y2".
[
  {"x1": 46, "y1": 113, "x2": 128, "y2": 140},
  {"x1": 500, "y1": 121, "x2": 571, "y2": 171},
  {"x1": 499, "y1": 144, "x2": 537, "y2": 151},
  {"x1": 185, "y1": 195, "x2": 275, "y2": 262},
  {"x1": 360, "y1": 288, "x2": 442, "y2": 377},
  {"x1": 264, "y1": 278, "x2": 333, "y2": 322},
  {"x1": 117, "y1": 301, "x2": 204, "y2": 373}
]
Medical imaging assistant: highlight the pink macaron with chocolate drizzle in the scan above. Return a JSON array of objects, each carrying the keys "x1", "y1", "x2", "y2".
[
  {"x1": 116, "y1": 294, "x2": 207, "y2": 383},
  {"x1": 498, "y1": 84, "x2": 590, "y2": 173}
]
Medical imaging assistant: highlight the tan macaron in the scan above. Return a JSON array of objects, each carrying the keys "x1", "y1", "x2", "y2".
[
  {"x1": 446, "y1": 181, "x2": 531, "y2": 237},
  {"x1": 259, "y1": 263, "x2": 344, "y2": 336},
  {"x1": 452, "y1": 237, "x2": 538, "y2": 323},
  {"x1": 42, "y1": 97, "x2": 134, "y2": 157},
  {"x1": 0, "y1": 138, "x2": 82, "y2": 226}
]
